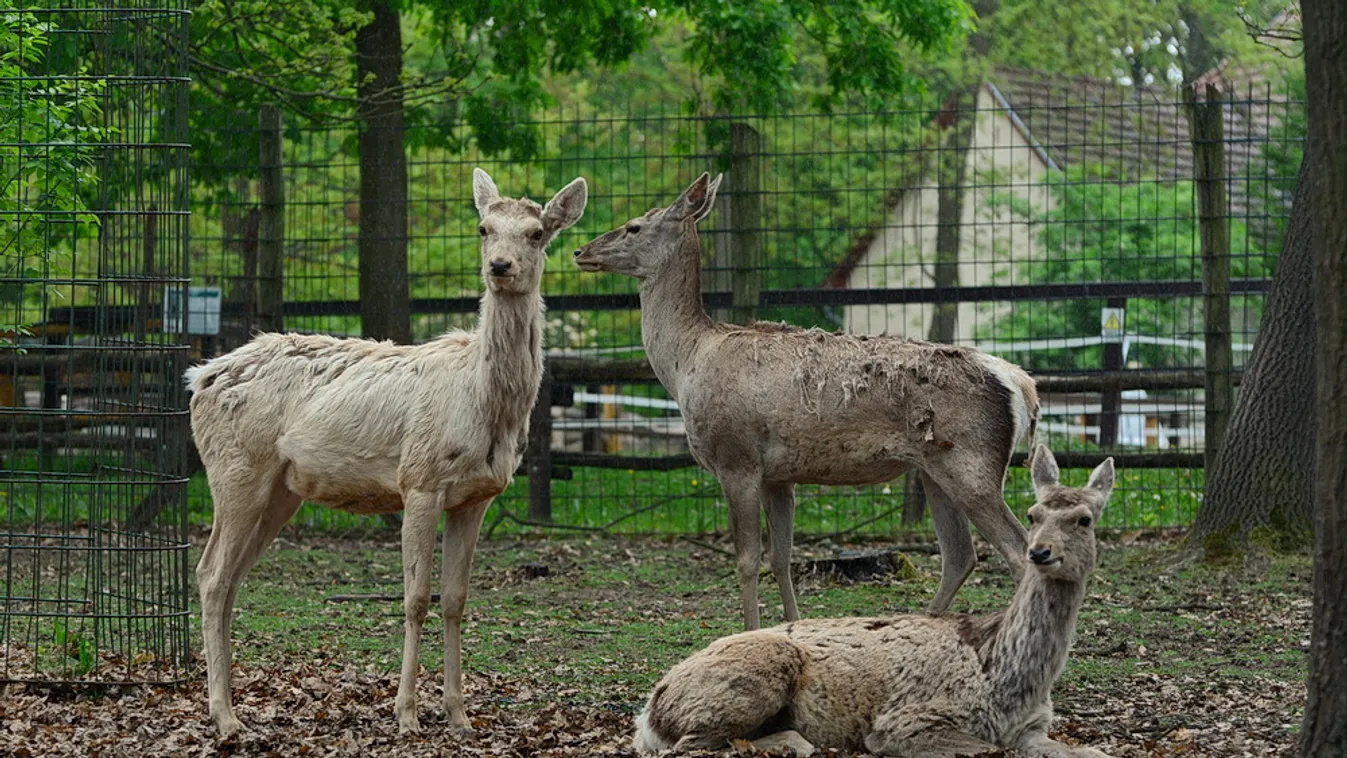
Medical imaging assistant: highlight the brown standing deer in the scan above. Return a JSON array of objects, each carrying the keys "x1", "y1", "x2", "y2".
[
  {"x1": 187, "y1": 169, "x2": 587, "y2": 735},
  {"x1": 574, "y1": 173, "x2": 1040, "y2": 629},
  {"x1": 634, "y1": 446, "x2": 1116, "y2": 758}
]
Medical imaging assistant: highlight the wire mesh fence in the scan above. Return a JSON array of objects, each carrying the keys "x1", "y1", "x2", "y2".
[
  {"x1": 183, "y1": 70, "x2": 1300, "y2": 537},
  {"x1": 1, "y1": 1, "x2": 192, "y2": 684}
]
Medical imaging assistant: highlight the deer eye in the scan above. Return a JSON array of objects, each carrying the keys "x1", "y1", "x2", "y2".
[
  {"x1": 530, "y1": 229, "x2": 544, "y2": 242},
  {"x1": 1078, "y1": 516, "x2": 1092, "y2": 527},
  {"x1": 1027, "y1": 512, "x2": 1035, "y2": 525},
  {"x1": 626, "y1": 224, "x2": 641, "y2": 235},
  {"x1": 478, "y1": 225, "x2": 487, "y2": 237}
]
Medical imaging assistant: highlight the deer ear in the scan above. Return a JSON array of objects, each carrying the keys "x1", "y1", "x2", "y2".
[
  {"x1": 473, "y1": 168, "x2": 500, "y2": 217},
  {"x1": 542, "y1": 177, "x2": 588, "y2": 235},
  {"x1": 1086, "y1": 457, "x2": 1115, "y2": 503},
  {"x1": 671, "y1": 172, "x2": 720, "y2": 222},
  {"x1": 1030, "y1": 444, "x2": 1060, "y2": 493}
]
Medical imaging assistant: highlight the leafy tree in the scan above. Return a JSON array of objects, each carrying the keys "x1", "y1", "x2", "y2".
[
  {"x1": 187, "y1": 0, "x2": 974, "y2": 340},
  {"x1": 0, "y1": 3, "x2": 110, "y2": 342},
  {"x1": 982, "y1": 168, "x2": 1272, "y2": 371}
]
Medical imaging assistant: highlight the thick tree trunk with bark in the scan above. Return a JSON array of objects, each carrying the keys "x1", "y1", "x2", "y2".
[
  {"x1": 1300, "y1": 0, "x2": 1347, "y2": 751},
  {"x1": 1189, "y1": 161, "x2": 1315, "y2": 552},
  {"x1": 355, "y1": 0, "x2": 410, "y2": 344}
]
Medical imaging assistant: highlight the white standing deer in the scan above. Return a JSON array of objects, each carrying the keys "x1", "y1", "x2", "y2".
[
  {"x1": 633, "y1": 445, "x2": 1116, "y2": 758},
  {"x1": 186, "y1": 169, "x2": 587, "y2": 736},
  {"x1": 574, "y1": 173, "x2": 1040, "y2": 629}
]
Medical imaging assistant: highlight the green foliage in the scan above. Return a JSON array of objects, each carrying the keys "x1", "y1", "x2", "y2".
[
  {"x1": 986, "y1": 0, "x2": 1297, "y2": 86},
  {"x1": 190, "y1": 0, "x2": 972, "y2": 176},
  {"x1": 0, "y1": 4, "x2": 109, "y2": 340},
  {"x1": 52, "y1": 618, "x2": 96, "y2": 676},
  {"x1": 984, "y1": 166, "x2": 1275, "y2": 371}
]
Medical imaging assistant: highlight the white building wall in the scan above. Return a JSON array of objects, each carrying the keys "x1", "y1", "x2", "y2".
[{"x1": 842, "y1": 86, "x2": 1057, "y2": 344}]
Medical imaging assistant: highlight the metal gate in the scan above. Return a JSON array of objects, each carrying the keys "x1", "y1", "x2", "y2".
[{"x1": 1, "y1": 0, "x2": 192, "y2": 684}]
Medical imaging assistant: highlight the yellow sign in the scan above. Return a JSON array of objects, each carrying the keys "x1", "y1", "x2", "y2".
[{"x1": 1100, "y1": 307, "x2": 1125, "y2": 342}]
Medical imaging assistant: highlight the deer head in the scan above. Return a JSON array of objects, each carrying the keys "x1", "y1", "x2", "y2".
[
  {"x1": 473, "y1": 168, "x2": 587, "y2": 295},
  {"x1": 572, "y1": 172, "x2": 723, "y2": 280},
  {"x1": 1024, "y1": 445, "x2": 1114, "y2": 584}
]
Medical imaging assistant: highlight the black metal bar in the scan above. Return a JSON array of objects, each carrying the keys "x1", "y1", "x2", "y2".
[{"x1": 552, "y1": 451, "x2": 701, "y2": 471}]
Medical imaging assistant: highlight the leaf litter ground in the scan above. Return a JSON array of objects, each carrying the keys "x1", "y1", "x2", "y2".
[{"x1": 3, "y1": 531, "x2": 1309, "y2": 757}]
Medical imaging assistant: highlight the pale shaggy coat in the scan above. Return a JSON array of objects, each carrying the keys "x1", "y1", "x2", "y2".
[
  {"x1": 574, "y1": 173, "x2": 1040, "y2": 629},
  {"x1": 188, "y1": 169, "x2": 587, "y2": 736},
  {"x1": 633, "y1": 446, "x2": 1116, "y2": 758}
]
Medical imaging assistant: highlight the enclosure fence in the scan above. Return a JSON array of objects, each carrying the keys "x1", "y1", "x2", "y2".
[
  {"x1": 1, "y1": 1, "x2": 192, "y2": 684},
  {"x1": 191, "y1": 73, "x2": 1296, "y2": 537}
]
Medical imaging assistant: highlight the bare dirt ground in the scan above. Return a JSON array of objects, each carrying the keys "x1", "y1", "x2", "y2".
[{"x1": 2, "y1": 533, "x2": 1310, "y2": 757}]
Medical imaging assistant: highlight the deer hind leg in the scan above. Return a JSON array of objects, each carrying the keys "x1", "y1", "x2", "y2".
[
  {"x1": 763, "y1": 482, "x2": 800, "y2": 622},
  {"x1": 865, "y1": 699, "x2": 996, "y2": 758},
  {"x1": 439, "y1": 493, "x2": 495, "y2": 731},
  {"x1": 195, "y1": 464, "x2": 302, "y2": 736},
  {"x1": 963, "y1": 480, "x2": 1030, "y2": 585},
  {"x1": 394, "y1": 488, "x2": 443, "y2": 735},
  {"x1": 922, "y1": 475, "x2": 977, "y2": 613},
  {"x1": 641, "y1": 633, "x2": 805, "y2": 753},
  {"x1": 721, "y1": 471, "x2": 767, "y2": 630},
  {"x1": 926, "y1": 460, "x2": 1030, "y2": 591}
]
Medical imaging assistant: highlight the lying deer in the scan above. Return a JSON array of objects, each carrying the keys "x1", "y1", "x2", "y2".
[
  {"x1": 634, "y1": 445, "x2": 1116, "y2": 758},
  {"x1": 574, "y1": 173, "x2": 1040, "y2": 628}
]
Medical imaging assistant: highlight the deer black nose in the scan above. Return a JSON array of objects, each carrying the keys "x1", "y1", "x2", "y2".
[
  {"x1": 1029, "y1": 547, "x2": 1053, "y2": 565},
  {"x1": 490, "y1": 259, "x2": 512, "y2": 276},
  {"x1": 572, "y1": 248, "x2": 582, "y2": 258}
]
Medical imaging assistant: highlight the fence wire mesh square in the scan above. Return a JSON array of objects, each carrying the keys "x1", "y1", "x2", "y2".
[
  {"x1": 1, "y1": 1, "x2": 192, "y2": 684},
  {"x1": 187, "y1": 74, "x2": 1299, "y2": 539}
]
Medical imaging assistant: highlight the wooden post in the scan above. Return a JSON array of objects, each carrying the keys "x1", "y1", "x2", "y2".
[
  {"x1": 526, "y1": 364, "x2": 554, "y2": 523},
  {"x1": 258, "y1": 104, "x2": 285, "y2": 333},
  {"x1": 1186, "y1": 83, "x2": 1233, "y2": 472},
  {"x1": 902, "y1": 474, "x2": 927, "y2": 526},
  {"x1": 709, "y1": 188, "x2": 733, "y2": 322},
  {"x1": 1098, "y1": 297, "x2": 1126, "y2": 448},
  {"x1": 728, "y1": 123, "x2": 763, "y2": 326}
]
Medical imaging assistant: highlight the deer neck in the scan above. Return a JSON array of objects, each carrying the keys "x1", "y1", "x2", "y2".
[
  {"x1": 983, "y1": 572, "x2": 1087, "y2": 714},
  {"x1": 637, "y1": 226, "x2": 714, "y2": 399},
  {"x1": 476, "y1": 287, "x2": 545, "y2": 424}
]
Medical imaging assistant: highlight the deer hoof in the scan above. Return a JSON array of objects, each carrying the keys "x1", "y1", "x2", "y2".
[
  {"x1": 398, "y1": 714, "x2": 422, "y2": 736},
  {"x1": 213, "y1": 713, "x2": 243, "y2": 737}
]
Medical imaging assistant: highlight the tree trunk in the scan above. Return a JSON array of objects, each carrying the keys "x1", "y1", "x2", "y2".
[
  {"x1": 1188, "y1": 159, "x2": 1315, "y2": 553},
  {"x1": 355, "y1": 0, "x2": 410, "y2": 344},
  {"x1": 1300, "y1": 0, "x2": 1347, "y2": 751},
  {"x1": 926, "y1": 84, "x2": 976, "y2": 346},
  {"x1": 909, "y1": 83, "x2": 977, "y2": 526}
]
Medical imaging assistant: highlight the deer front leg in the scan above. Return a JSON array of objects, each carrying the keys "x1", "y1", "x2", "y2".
[
  {"x1": 721, "y1": 471, "x2": 766, "y2": 630},
  {"x1": 439, "y1": 492, "x2": 495, "y2": 731},
  {"x1": 865, "y1": 699, "x2": 996, "y2": 758},
  {"x1": 1010, "y1": 702, "x2": 1116, "y2": 758},
  {"x1": 752, "y1": 730, "x2": 816, "y2": 755},
  {"x1": 396, "y1": 488, "x2": 443, "y2": 735},
  {"x1": 1018, "y1": 736, "x2": 1116, "y2": 758}
]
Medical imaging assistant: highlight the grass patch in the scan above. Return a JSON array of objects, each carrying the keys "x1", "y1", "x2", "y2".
[
  {"x1": 208, "y1": 534, "x2": 1308, "y2": 711},
  {"x1": 4, "y1": 448, "x2": 1204, "y2": 536}
]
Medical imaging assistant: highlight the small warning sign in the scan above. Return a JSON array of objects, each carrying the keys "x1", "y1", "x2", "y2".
[{"x1": 1101, "y1": 307, "x2": 1125, "y2": 343}]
